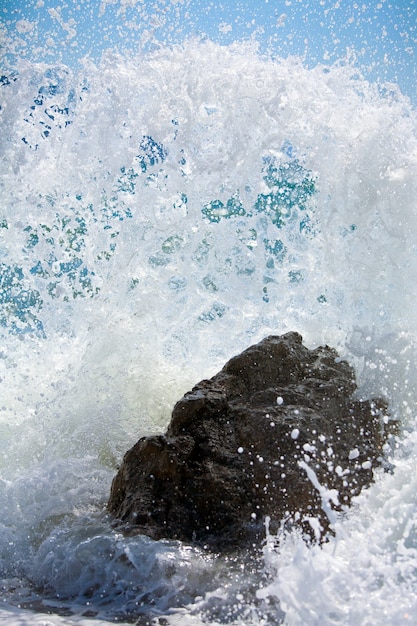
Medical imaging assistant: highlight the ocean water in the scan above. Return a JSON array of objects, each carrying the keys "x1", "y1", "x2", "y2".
[{"x1": 1, "y1": 34, "x2": 417, "y2": 626}]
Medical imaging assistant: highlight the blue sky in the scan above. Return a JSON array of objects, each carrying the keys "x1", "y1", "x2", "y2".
[{"x1": 1, "y1": 0, "x2": 416, "y2": 104}]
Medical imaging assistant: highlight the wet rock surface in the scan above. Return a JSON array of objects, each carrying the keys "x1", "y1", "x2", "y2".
[{"x1": 108, "y1": 332, "x2": 395, "y2": 549}]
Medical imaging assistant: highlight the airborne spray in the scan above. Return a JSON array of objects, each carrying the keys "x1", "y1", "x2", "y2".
[{"x1": 1, "y1": 3, "x2": 417, "y2": 625}]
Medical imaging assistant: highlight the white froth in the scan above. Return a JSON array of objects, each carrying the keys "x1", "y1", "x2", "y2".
[{"x1": 1, "y1": 40, "x2": 417, "y2": 625}]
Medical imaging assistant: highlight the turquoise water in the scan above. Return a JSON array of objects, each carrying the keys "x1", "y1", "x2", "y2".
[{"x1": 1, "y1": 15, "x2": 417, "y2": 625}]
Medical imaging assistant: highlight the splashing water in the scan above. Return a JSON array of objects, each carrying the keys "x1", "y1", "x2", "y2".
[{"x1": 1, "y1": 30, "x2": 417, "y2": 626}]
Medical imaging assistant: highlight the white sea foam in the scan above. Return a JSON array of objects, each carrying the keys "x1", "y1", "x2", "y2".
[{"x1": 1, "y1": 39, "x2": 417, "y2": 624}]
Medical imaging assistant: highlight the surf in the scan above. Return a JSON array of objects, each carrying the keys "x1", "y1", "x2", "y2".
[{"x1": 1, "y1": 38, "x2": 417, "y2": 624}]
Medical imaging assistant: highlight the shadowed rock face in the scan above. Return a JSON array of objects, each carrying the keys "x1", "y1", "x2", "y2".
[{"x1": 108, "y1": 332, "x2": 395, "y2": 549}]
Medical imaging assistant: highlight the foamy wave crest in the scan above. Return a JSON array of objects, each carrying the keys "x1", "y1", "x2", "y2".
[{"x1": 1, "y1": 40, "x2": 417, "y2": 624}]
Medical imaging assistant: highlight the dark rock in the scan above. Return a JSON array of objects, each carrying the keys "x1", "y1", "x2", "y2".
[{"x1": 108, "y1": 332, "x2": 396, "y2": 549}]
